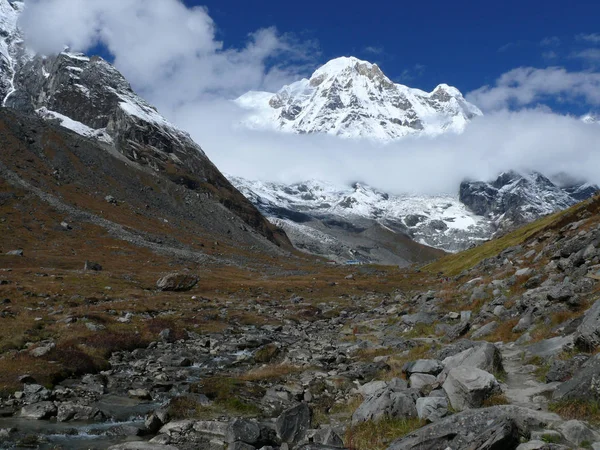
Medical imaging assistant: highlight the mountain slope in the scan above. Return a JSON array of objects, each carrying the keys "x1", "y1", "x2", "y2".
[
  {"x1": 0, "y1": 0, "x2": 290, "y2": 251},
  {"x1": 231, "y1": 173, "x2": 599, "y2": 263},
  {"x1": 236, "y1": 56, "x2": 482, "y2": 141}
]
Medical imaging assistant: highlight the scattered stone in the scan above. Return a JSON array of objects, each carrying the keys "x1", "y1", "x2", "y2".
[
  {"x1": 276, "y1": 403, "x2": 311, "y2": 444},
  {"x1": 226, "y1": 418, "x2": 260, "y2": 444},
  {"x1": 574, "y1": 299, "x2": 600, "y2": 351},
  {"x1": 5, "y1": 249, "x2": 23, "y2": 256},
  {"x1": 415, "y1": 397, "x2": 448, "y2": 422},
  {"x1": 128, "y1": 389, "x2": 152, "y2": 400},
  {"x1": 84, "y1": 261, "x2": 103, "y2": 271},
  {"x1": 20, "y1": 402, "x2": 57, "y2": 420},
  {"x1": 442, "y1": 367, "x2": 499, "y2": 411},
  {"x1": 156, "y1": 273, "x2": 199, "y2": 292},
  {"x1": 352, "y1": 388, "x2": 417, "y2": 425}
]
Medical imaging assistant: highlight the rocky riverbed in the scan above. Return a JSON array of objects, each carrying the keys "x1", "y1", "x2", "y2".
[{"x1": 4, "y1": 203, "x2": 600, "y2": 449}]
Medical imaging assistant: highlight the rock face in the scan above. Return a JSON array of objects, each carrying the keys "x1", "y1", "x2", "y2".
[
  {"x1": 459, "y1": 171, "x2": 595, "y2": 230},
  {"x1": 386, "y1": 406, "x2": 534, "y2": 450},
  {"x1": 276, "y1": 403, "x2": 311, "y2": 444},
  {"x1": 237, "y1": 56, "x2": 482, "y2": 141},
  {"x1": 156, "y1": 273, "x2": 199, "y2": 292},
  {"x1": 352, "y1": 388, "x2": 417, "y2": 425},
  {"x1": 553, "y1": 353, "x2": 600, "y2": 402},
  {"x1": 574, "y1": 299, "x2": 600, "y2": 351},
  {"x1": 231, "y1": 177, "x2": 492, "y2": 260},
  {"x1": 442, "y1": 367, "x2": 499, "y2": 411}
]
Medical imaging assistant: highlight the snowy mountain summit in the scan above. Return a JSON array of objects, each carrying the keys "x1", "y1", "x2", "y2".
[{"x1": 236, "y1": 56, "x2": 482, "y2": 140}]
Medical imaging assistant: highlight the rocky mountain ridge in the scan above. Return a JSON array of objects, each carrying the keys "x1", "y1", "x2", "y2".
[
  {"x1": 236, "y1": 56, "x2": 483, "y2": 141},
  {"x1": 0, "y1": 0, "x2": 290, "y2": 251},
  {"x1": 231, "y1": 173, "x2": 598, "y2": 263}
]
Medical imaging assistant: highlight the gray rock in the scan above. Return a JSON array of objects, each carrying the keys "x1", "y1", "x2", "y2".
[
  {"x1": 312, "y1": 427, "x2": 344, "y2": 447},
  {"x1": 409, "y1": 373, "x2": 437, "y2": 391},
  {"x1": 553, "y1": 353, "x2": 600, "y2": 401},
  {"x1": 84, "y1": 260, "x2": 103, "y2": 271},
  {"x1": 525, "y1": 335, "x2": 573, "y2": 359},
  {"x1": 441, "y1": 342, "x2": 503, "y2": 377},
  {"x1": 415, "y1": 397, "x2": 448, "y2": 422},
  {"x1": 402, "y1": 312, "x2": 436, "y2": 325},
  {"x1": 156, "y1": 273, "x2": 199, "y2": 292},
  {"x1": 276, "y1": 403, "x2": 311, "y2": 444},
  {"x1": 513, "y1": 310, "x2": 534, "y2": 333},
  {"x1": 128, "y1": 389, "x2": 152, "y2": 400},
  {"x1": 226, "y1": 419, "x2": 260, "y2": 444},
  {"x1": 403, "y1": 359, "x2": 443, "y2": 377},
  {"x1": 5, "y1": 249, "x2": 23, "y2": 256},
  {"x1": 357, "y1": 380, "x2": 387, "y2": 397},
  {"x1": 574, "y1": 299, "x2": 600, "y2": 351},
  {"x1": 472, "y1": 321, "x2": 498, "y2": 339},
  {"x1": 442, "y1": 367, "x2": 498, "y2": 411},
  {"x1": 23, "y1": 384, "x2": 51, "y2": 403},
  {"x1": 20, "y1": 401, "x2": 57, "y2": 420},
  {"x1": 29, "y1": 342, "x2": 55, "y2": 357},
  {"x1": 57, "y1": 402, "x2": 104, "y2": 422},
  {"x1": 352, "y1": 388, "x2": 417, "y2": 425},
  {"x1": 386, "y1": 405, "x2": 520, "y2": 450},
  {"x1": 557, "y1": 419, "x2": 600, "y2": 446}
]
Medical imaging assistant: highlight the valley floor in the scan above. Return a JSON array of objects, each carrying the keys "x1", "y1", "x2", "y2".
[{"x1": 2, "y1": 165, "x2": 600, "y2": 449}]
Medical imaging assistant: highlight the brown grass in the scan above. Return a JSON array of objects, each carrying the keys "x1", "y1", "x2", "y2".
[
  {"x1": 345, "y1": 418, "x2": 426, "y2": 450},
  {"x1": 549, "y1": 400, "x2": 600, "y2": 425},
  {"x1": 485, "y1": 318, "x2": 521, "y2": 343}
]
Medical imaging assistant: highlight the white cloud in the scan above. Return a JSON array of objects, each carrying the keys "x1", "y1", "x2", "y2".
[
  {"x1": 540, "y1": 36, "x2": 561, "y2": 46},
  {"x1": 171, "y1": 102, "x2": 600, "y2": 195},
  {"x1": 577, "y1": 33, "x2": 600, "y2": 44},
  {"x1": 18, "y1": 0, "x2": 319, "y2": 105},
  {"x1": 15, "y1": 1, "x2": 600, "y2": 196},
  {"x1": 467, "y1": 67, "x2": 600, "y2": 111},
  {"x1": 572, "y1": 48, "x2": 600, "y2": 64}
]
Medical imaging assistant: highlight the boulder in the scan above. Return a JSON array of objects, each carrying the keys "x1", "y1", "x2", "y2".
[
  {"x1": 472, "y1": 321, "x2": 498, "y2": 339},
  {"x1": 440, "y1": 342, "x2": 503, "y2": 380},
  {"x1": 84, "y1": 260, "x2": 103, "y2": 271},
  {"x1": 352, "y1": 388, "x2": 417, "y2": 425},
  {"x1": 409, "y1": 374, "x2": 437, "y2": 392},
  {"x1": 553, "y1": 353, "x2": 600, "y2": 401},
  {"x1": 387, "y1": 405, "x2": 560, "y2": 450},
  {"x1": 415, "y1": 397, "x2": 448, "y2": 422},
  {"x1": 574, "y1": 299, "x2": 600, "y2": 351},
  {"x1": 386, "y1": 406, "x2": 519, "y2": 450},
  {"x1": 156, "y1": 273, "x2": 199, "y2": 292},
  {"x1": 57, "y1": 402, "x2": 104, "y2": 422},
  {"x1": 558, "y1": 420, "x2": 600, "y2": 446},
  {"x1": 312, "y1": 427, "x2": 344, "y2": 447},
  {"x1": 442, "y1": 367, "x2": 499, "y2": 411},
  {"x1": 20, "y1": 402, "x2": 57, "y2": 420},
  {"x1": 276, "y1": 403, "x2": 311, "y2": 444},
  {"x1": 403, "y1": 359, "x2": 443, "y2": 377},
  {"x1": 226, "y1": 419, "x2": 260, "y2": 444}
]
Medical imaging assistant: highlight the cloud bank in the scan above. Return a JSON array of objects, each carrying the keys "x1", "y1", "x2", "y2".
[{"x1": 17, "y1": 0, "x2": 600, "y2": 196}]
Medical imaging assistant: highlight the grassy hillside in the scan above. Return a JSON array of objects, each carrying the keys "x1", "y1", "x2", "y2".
[{"x1": 424, "y1": 195, "x2": 600, "y2": 276}]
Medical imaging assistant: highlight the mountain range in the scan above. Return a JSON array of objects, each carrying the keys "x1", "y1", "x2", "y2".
[
  {"x1": 236, "y1": 56, "x2": 483, "y2": 141},
  {"x1": 0, "y1": 0, "x2": 597, "y2": 267}
]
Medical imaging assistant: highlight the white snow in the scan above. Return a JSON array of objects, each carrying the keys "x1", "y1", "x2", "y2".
[
  {"x1": 230, "y1": 176, "x2": 493, "y2": 252},
  {"x1": 36, "y1": 108, "x2": 113, "y2": 144},
  {"x1": 235, "y1": 56, "x2": 482, "y2": 141}
]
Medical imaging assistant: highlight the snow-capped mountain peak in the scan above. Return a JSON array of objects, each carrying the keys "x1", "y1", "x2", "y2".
[{"x1": 236, "y1": 56, "x2": 482, "y2": 141}]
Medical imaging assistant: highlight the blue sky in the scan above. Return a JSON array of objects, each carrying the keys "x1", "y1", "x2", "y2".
[
  {"x1": 187, "y1": 0, "x2": 600, "y2": 111},
  {"x1": 16, "y1": 0, "x2": 600, "y2": 190}
]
